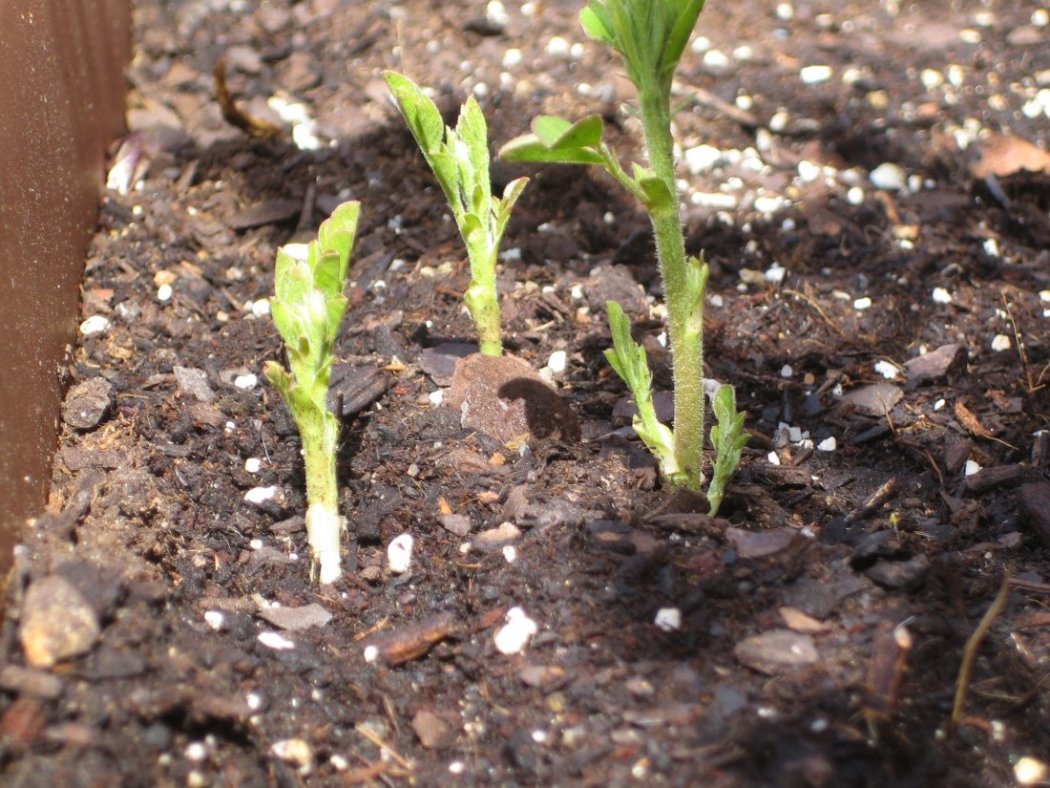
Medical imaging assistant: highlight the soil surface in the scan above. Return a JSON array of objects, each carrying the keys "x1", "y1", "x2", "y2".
[{"x1": 4, "y1": 1, "x2": 1050, "y2": 785}]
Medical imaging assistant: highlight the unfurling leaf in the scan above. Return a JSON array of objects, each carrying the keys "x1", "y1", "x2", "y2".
[
  {"x1": 707, "y1": 384, "x2": 749, "y2": 517},
  {"x1": 499, "y1": 133, "x2": 606, "y2": 166}
]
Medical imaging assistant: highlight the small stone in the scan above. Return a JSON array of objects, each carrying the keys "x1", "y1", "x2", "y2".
[
  {"x1": 735, "y1": 630, "x2": 818, "y2": 674},
  {"x1": 79, "y1": 315, "x2": 111, "y2": 336},
  {"x1": 518, "y1": 664, "x2": 566, "y2": 688},
  {"x1": 387, "y1": 534, "x2": 414, "y2": 574},
  {"x1": 258, "y1": 603, "x2": 332, "y2": 631},
  {"x1": 991, "y1": 334, "x2": 1011, "y2": 352},
  {"x1": 817, "y1": 437, "x2": 837, "y2": 452},
  {"x1": 257, "y1": 631, "x2": 296, "y2": 651},
  {"x1": 779, "y1": 607, "x2": 827, "y2": 633},
  {"x1": 1016, "y1": 756, "x2": 1048, "y2": 786},
  {"x1": 870, "y1": 162, "x2": 907, "y2": 191},
  {"x1": 61, "y1": 378, "x2": 114, "y2": 430},
  {"x1": 412, "y1": 709, "x2": 453, "y2": 749},
  {"x1": 234, "y1": 373, "x2": 258, "y2": 390},
  {"x1": 654, "y1": 608, "x2": 681, "y2": 632},
  {"x1": 472, "y1": 522, "x2": 522, "y2": 551},
  {"x1": 173, "y1": 366, "x2": 215, "y2": 403},
  {"x1": 840, "y1": 383, "x2": 903, "y2": 417},
  {"x1": 546, "y1": 36, "x2": 570, "y2": 58},
  {"x1": 271, "y1": 738, "x2": 313, "y2": 772},
  {"x1": 904, "y1": 343, "x2": 966, "y2": 384},
  {"x1": 684, "y1": 144, "x2": 724, "y2": 175},
  {"x1": 546, "y1": 350, "x2": 568, "y2": 375},
  {"x1": 873, "y1": 360, "x2": 899, "y2": 379},
  {"x1": 20, "y1": 576, "x2": 101, "y2": 668},
  {"x1": 494, "y1": 607, "x2": 538, "y2": 655},
  {"x1": 0, "y1": 665, "x2": 65, "y2": 700},
  {"x1": 419, "y1": 343, "x2": 475, "y2": 386},
  {"x1": 931, "y1": 287, "x2": 953, "y2": 304},
  {"x1": 244, "y1": 486, "x2": 279, "y2": 506},
  {"x1": 439, "y1": 514, "x2": 472, "y2": 537},
  {"x1": 800, "y1": 64, "x2": 833, "y2": 84}
]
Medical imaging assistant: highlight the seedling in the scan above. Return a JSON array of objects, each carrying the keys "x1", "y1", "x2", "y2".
[
  {"x1": 385, "y1": 72, "x2": 528, "y2": 356},
  {"x1": 263, "y1": 201, "x2": 360, "y2": 584},
  {"x1": 501, "y1": 0, "x2": 747, "y2": 510}
]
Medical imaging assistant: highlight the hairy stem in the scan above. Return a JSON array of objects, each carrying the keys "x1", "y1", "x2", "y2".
[
  {"x1": 300, "y1": 410, "x2": 344, "y2": 583},
  {"x1": 639, "y1": 93, "x2": 704, "y2": 490},
  {"x1": 465, "y1": 256, "x2": 502, "y2": 356}
]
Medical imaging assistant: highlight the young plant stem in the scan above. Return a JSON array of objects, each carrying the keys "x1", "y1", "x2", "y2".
[
  {"x1": 301, "y1": 408, "x2": 342, "y2": 583},
  {"x1": 465, "y1": 252, "x2": 502, "y2": 356},
  {"x1": 639, "y1": 95, "x2": 705, "y2": 490}
]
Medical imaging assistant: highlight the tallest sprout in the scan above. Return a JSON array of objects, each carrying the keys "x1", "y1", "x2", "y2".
[
  {"x1": 264, "y1": 201, "x2": 360, "y2": 584},
  {"x1": 501, "y1": 0, "x2": 747, "y2": 509}
]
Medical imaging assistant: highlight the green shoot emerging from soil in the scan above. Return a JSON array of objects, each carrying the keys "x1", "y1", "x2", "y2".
[
  {"x1": 501, "y1": 0, "x2": 747, "y2": 510},
  {"x1": 263, "y1": 201, "x2": 360, "y2": 584},
  {"x1": 385, "y1": 72, "x2": 529, "y2": 356}
]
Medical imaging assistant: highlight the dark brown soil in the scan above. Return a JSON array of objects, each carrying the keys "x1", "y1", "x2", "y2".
[{"x1": 4, "y1": 1, "x2": 1050, "y2": 785}]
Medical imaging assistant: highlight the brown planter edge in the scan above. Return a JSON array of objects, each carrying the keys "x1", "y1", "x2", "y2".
[{"x1": 0, "y1": 0, "x2": 131, "y2": 574}]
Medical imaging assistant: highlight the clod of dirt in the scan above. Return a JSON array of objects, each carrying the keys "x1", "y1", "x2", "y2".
[
  {"x1": 61, "y1": 377, "x2": 114, "y2": 430},
  {"x1": 446, "y1": 353, "x2": 580, "y2": 443},
  {"x1": 173, "y1": 365, "x2": 215, "y2": 402},
  {"x1": 0, "y1": 666, "x2": 65, "y2": 700},
  {"x1": 970, "y1": 132, "x2": 1050, "y2": 178},
  {"x1": 1017, "y1": 482, "x2": 1050, "y2": 548},
  {"x1": 419, "y1": 342, "x2": 476, "y2": 386},
  {"x1": 726, "y1": 526, "x2": 797, "y2": 559},
  {"x1": 20, "y1": 576, "x2": 102, "y2": 668},
  {"x1": 584, "y1": 264, "x2": 649, "y2": 317},
  {"x1": 734, "y1": 629, "x2": 819, "y2": 675},
  {"x1": 411, "y1": 709, "x2": 454, "y2": 749},
  {"x1": 864, "y1": 555, "x2": 930, "y2": 592}
]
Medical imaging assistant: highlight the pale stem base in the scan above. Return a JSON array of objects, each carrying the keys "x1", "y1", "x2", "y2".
[{"x1": 305, "y1": 503, "x2": 344, "y2": 584}]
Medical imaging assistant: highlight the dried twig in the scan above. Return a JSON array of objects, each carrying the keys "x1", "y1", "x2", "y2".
[
  {"x1": 844, "y1": 477, "x2": 899, "y2": 524},
  {"x1": 951, "y1": 571, "x2": 1011, "y2": 730},
  {"x1": 863, "y1": 619, "x2": 914, "y2": 732}
]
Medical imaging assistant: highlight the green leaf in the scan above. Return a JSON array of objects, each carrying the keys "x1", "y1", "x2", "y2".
[
  {"x1": 269, "y1": 298, "x2": 302, "y2": 348},
  {"x1": 317, "y1": 201, "x2": 360, "y2": 282},
  {"x1": 499, "y1": 133, "x2": 605, "y2": 166},
  {"x1": 531, "y1": 115, "x2": 573, "y2": 147},
  {"x1": 637, "y1": 176, "x2": 674, "y2": 213},
  {"x1": 664, "y1": 0, "x2": 706, "y2": 76},
  {"x1": 324, "y1": 294, "x2": 349, "y2": 342},
  {"x1": 553, "y1": 115, "x2": 605, "y2": 150},
  {"x1": 603, "y1": 300, "x2": 642, "y2": 387},
  {"x1": 384, "y1": 71, "x2": 445, "y2": 154},
  {"x1": 273, "y1": 250, "x2": 312, "y2": 305},
  {"x1": 707, "y1": 384, "x2": 749, "y2": 517},
  {"x1": 263, "y1": 360, "x2": 292, "y2": 398},
  {"x1": 532, "y1": 114, "x2": 605, "y2": 151},
  {"x1": 456, "y1": 97, "x2": 491, "y2": 201},
  {"x1": 494, "y1": 177, "x2": 529, "y2": 238},
  {"x1": 313, "y1": 249, "x2": 343, "y2": 300},
  {"x1": 579, "y1": 3, "x2": 614, "y2": 45}
]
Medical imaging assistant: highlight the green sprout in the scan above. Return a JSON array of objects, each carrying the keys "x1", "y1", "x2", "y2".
[
  {"x1": 263, "y1": 201, "x2": 360, "y2": 584},
  {"x1": 500, "y1": 0, "x2": 747, "y2": 510},
  {"x1": 385, "y1": 71, "x2": 528, "y2": 356}
]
